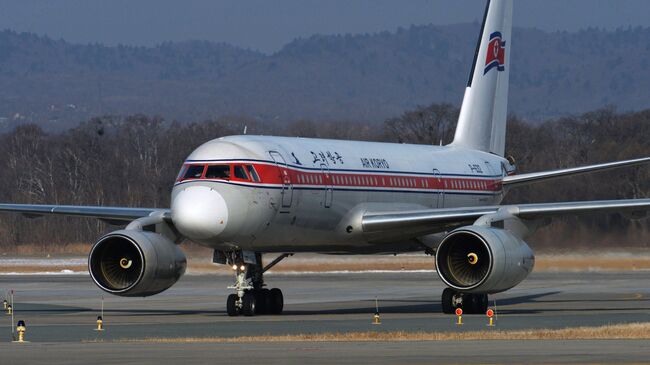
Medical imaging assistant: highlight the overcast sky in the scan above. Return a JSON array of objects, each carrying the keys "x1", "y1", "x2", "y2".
[{"x1": 1, "y1": 0, "x2": 649, "y2": 53}]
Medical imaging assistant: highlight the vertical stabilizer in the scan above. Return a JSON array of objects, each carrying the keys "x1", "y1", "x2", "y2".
[{"x1": 451, "y1": 0, "x2": 512, "y2": 156}]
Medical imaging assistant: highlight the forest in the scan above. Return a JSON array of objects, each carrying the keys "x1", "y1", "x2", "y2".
[{"x1": 1, "y1": 104, "x2": 650, "y2": 250}]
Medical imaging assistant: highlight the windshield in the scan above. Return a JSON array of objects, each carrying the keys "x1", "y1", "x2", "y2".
[
  {"x1": 205, "y1": 165, "x2": 231, "y2": 179},
  {"x1": 182, "y1": 165, "x2": 205, "y2": 180}
]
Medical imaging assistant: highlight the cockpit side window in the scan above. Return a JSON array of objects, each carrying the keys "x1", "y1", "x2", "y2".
[
  {"x1": 176, "y1": 165, "x2": 188, "y2": 181},
  {"x1": 205, "y1": 165, "x2": 231, "y2": 179},
  {"x1": 246, "y1": 165, "x2": 260, "y2": 182},
  {"x1": 234, "y1": 165, "x2": 249, "y2": 180},
  {"x1": 182, "y1": 164, "x2": 205, "y2": 180}
]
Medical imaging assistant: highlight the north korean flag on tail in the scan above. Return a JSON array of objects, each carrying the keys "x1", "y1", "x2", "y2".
[{"x1": 484, "y1": 31, "x2": 506, "y2": 75}]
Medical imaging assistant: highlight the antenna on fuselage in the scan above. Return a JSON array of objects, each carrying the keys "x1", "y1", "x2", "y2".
[{"x1": 243, "y1": 125, "x2": 248, "y2": 135}]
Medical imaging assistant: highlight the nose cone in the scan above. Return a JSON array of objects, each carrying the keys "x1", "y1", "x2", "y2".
[{"x1": 171, "y1": 186, "x2": 228, "y2": 240}]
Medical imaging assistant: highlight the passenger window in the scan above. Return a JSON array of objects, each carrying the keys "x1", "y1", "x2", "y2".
[
  {"x1": 205, "y1": 165, "x2": 231, "y2": 179},
  {"x1": 234, "y1": 165, "x2": 249, "y2": 180},
  {"x1": 246, "y1": 165, "x2": 260, "y2": 182},
  {"x1": 183, "y1": 165, "x2": 205, "y2": 179}
]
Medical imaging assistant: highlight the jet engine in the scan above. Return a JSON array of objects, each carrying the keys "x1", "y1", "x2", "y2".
[
  {"x1": 435, "y1": 225, "x2": 534, "y2": 294},
  {"x1": 88, "y1": 230, "x2": 186, "y2": 297}
]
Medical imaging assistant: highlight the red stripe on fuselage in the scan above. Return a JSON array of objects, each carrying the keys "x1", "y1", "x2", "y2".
[{"x1": 176, "y1": 161, "x2": 503, "y2": 193}]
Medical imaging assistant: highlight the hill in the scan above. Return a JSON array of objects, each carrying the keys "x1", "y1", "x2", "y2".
[{"x1": 1, "y1": 24, "x2": 650, "y2": 130}]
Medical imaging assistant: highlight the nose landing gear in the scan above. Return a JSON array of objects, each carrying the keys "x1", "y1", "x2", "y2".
[{"x1": 223, "y1": 251, "x2": 291, "y2": 316}]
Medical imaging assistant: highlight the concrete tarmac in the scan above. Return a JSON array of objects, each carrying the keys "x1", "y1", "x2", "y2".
[{"x1": 0, "y1": 271, "x2": 649, "y2": 364}]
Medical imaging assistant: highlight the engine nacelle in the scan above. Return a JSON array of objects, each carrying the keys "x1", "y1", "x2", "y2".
[
  {"x1": 435, "y1": 225, "x2": 534, "y2": 294},
  {"x1": 88, "y1": 230, "x2": 187, "y2": 297}
]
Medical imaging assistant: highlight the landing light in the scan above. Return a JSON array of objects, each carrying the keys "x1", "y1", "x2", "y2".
[{"x1": 231, "y1": 264, "x2": 238, "y2": 270}]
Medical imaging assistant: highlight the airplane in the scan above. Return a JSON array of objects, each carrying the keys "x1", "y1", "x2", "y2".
[{"x1": 2, "y1": 0, "x2": 650, "y2": 317}]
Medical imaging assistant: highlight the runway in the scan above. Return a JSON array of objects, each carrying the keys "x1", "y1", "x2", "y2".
[{"x1": 0, "y1": 271, "x2": 649, "y2": 364}]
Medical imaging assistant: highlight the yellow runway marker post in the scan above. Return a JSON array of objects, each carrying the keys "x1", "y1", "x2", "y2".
[
  {"x1": 455, "y1": 308, "x2": 463, "y2": 325},
  {"x1": 96, "y1": 316, "x2": 104, "y2": 331},
  {"x1": 13, "y1": 320, "x2": 27, "y2": 343},
  {"x1": 94, "y1": 296, "x2": 105, "y2": 332}
]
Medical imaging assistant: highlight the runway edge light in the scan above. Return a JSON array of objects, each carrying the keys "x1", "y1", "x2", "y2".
[
  {"x1": 455, "y1": 308, "x2": 463, "y2": 325},
  {"x1": 372, "y1": 297, "x2": 381, "y2": 325},
  {"x1": 486, "y1": 308, "x2": 495, "y2": 327}
]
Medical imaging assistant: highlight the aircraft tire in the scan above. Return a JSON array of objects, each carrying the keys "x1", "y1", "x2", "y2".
[
  {"x1": 269, "y1": 288, "x2": 284, "y2": 314},
  {"x1": 441, "y1": 288, "x2": 456, "y2": 314},
  {"x1": 226, "y1": 294, "x2": 239, "y2": 316},
  {"x1": 242, "y1": 292, "x2": 257, "y2": 316},
  {"x1": 254, "y1": 289, "x2": 271, "y2": 314},
  {"x1": 463, "y1": 293, "x2": 488, "y2": 314}
]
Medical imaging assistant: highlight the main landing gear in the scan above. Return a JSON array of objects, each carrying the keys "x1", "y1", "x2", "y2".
[
  {"x1": 441, "y1": 288, "x2": 488, "y2": 314},
  {"x1": 221, "y1": 251, "x2": 293, "y2": 317}
]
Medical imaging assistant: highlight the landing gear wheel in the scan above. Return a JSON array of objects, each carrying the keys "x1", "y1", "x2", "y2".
[
  {"x1": 226, "y1": 294, "x2": 239, "y2": 316},
  {"x1": 463, "y1": 293, "x2": 489, "y2": 314},
  {"x1": 242, "y1": 292, "x2": 257, "y2": 316},
  {"x1": 475, "y1": 294, "x2": 488, "y2": 314},
  {"x1": 441, "y1": 288, "x2": 456, "y2": 314},
  {"x1": 269, "y1": 288, "x2": 284, "y2": 314},
  {"x1": 254, "y1": 289, "x2": 271, "y2": 315}
]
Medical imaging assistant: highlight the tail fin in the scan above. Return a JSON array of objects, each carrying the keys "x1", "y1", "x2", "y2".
[{"x1": 451, "y1": 0, "x2": 512, "y2": 156}]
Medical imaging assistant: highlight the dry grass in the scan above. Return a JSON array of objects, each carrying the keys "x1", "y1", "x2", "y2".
[
  {"x1": 535, "y1": 255, "x2": 650, "y2": 271},
  {"x1": 118, "y1": 322, "x2": 650, "y2": 343}
]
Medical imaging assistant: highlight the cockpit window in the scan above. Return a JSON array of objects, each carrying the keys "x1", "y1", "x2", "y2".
[
  {"x1": 234, "y1": 165, "x2": 248, "y2": 180},
  {"x1": 246, "y1": 165, "x2": 260, "y2": 182},
  {"x1": 205, "y1": 165, "x2": 231, "y2": 179},
  {"x1": 183, "y1": 164, "x2": 205, "y2": 179}
]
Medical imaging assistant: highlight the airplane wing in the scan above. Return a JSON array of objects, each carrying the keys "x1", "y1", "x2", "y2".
[
  {"x1": 0, "y1": 204, "x2": 168, "y2": 223},
  {"x1": 362, "y1": 199, "x2": 650, "y2": 234},
  {"x1": 503, "y1": 157, "x2": 650, "y2": 188}
]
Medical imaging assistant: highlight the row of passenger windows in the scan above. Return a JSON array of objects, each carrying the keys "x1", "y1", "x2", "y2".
[
  {"x1": 450, "y1": 179, "x2": 490, "y2": 190},
  {"x1": 178, "y1": 164, "x2": 260, "y2": 182},
  {"x1": 295, "y1": 173, "x2": 490, "y2": 190}
]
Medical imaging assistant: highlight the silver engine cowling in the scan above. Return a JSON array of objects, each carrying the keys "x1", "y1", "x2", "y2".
[
  {"x1": 88, "y1": 230, "x2": 187, "y2": 297},
  {"x1": 435, "y1": 225, "x2": 534, "y2": 294}
]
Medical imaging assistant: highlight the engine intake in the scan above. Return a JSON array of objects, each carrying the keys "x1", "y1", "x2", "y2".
[
  {"x1": 436, "y1": 225, "x2": 534, "y2": 293},
  {"x1": 89, "y1": 230, "x2": 186, "y2": 297}
]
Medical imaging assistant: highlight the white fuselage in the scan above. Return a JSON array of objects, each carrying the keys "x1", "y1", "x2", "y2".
[{"x1": 170, "y1": 135, "x2": 508, "y2": 254}]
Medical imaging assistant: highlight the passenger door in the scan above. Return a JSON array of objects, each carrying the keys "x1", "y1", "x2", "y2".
[
  {"x1": 320, "y1": 163, "x2": 333, "y2": 208},
  {"x1": 269, "y1": 151, "x2": 293, "y2": 210},
  {"x1": 433, "y1": 168, "x2": 444, "y2": 208}
]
